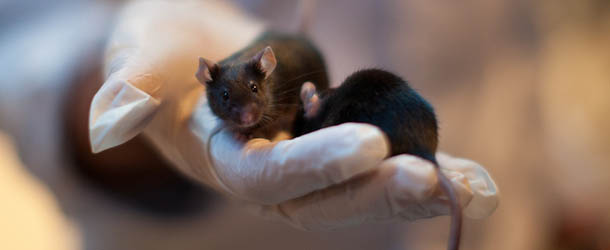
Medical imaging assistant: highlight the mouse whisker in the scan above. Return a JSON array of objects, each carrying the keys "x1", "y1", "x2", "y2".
[
  {"x1": 269, "y1": 102, "x2": 300, "y2": 106},
  {"x1": 270, "y1": 88, "x2": 302, "y2": 98},
  {"x1": 277, "y1": 69, "x2": 326, "y2": 86}
]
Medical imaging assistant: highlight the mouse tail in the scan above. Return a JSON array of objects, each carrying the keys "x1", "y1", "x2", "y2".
[
  {"x1": 295, "y1": 0, "x2": 317, "y2": 34},
  {"x1": 421, "y1": 153, "x2": 463, "y2": 250}
]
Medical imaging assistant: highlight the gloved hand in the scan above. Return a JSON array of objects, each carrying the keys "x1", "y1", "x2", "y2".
[{"x1": 89, "y1": 0, "x2": 498, "y2": 230}]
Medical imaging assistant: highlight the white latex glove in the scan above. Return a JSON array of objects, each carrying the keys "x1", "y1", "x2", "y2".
[{"x1": 89, "y1": 0, "x2": 498, "y2": 230}]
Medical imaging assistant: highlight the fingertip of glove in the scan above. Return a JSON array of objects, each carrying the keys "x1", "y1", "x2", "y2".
[
  {"x1": 464, "y1": 171, "x2": 499, "y2": 219},
  {"x1": 384, "y1": 155, "x2": 438, "y2": 201},
  {"x1": 436, "y1": 152, "x2": 500, "y2": 219},
  {"x1": 88, "y1": 76, "x2": 161, "y2": 154}
]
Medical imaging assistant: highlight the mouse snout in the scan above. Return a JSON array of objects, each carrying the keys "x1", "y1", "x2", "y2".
[{"x1": 239, "y1": 103, "x2": 262, "y2": 127}]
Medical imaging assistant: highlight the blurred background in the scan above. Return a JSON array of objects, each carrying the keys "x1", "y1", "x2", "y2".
[{"x1": 1, "y1": 0, "x2": 609, "y2": 249}]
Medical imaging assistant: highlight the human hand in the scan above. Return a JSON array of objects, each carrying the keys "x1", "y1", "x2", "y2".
[{"x1": 89, "y1": 0, "x2": 498, "y2": 230}]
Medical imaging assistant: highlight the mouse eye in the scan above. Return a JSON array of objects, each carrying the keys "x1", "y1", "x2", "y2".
[
  {"x1": 222, "y1": 91, "x2": 229, "y2": 101},
  {"x1": 250, "y1": 84, "x2": 258, "y2": 93}
]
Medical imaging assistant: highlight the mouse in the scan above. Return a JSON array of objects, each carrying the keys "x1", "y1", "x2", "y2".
[
  {"x1": 196, "y1": 1, "x2": 328, "y2": 139},
  {"x1": 293, "y1": 69, "x2": 463, "y2": 250}
]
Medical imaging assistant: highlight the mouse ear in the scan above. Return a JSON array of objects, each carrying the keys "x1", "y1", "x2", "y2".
[
  {"x1": 252, "y1": 46, "x2": 277, "y2": 79},
  {"x1": 300, "y1": 81, "x2": 321, "y2": 118},
  {"x1": 196, "y1": 57, "x2": 218, "y2": 84}
]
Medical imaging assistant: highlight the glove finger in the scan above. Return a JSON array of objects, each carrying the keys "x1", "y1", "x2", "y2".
[
  {"x1": 437, "y1": 152, "x2": 499, "y2": 219},
  {"x1": 253, "y1": 154, "x2": 473, "y2": 230},
  {"x1": 209, "y1": 123, "x2": 389, "y2": 205},
  {"x1": 89, "y1": 72, "x2": 161, "y2": 153}
]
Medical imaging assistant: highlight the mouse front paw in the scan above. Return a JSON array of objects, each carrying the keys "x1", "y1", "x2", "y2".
[{"x1": 233, "y1": 132, "x2": 252, "y2": 142}]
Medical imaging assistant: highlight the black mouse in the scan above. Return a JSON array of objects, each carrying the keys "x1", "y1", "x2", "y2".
[
  {"x1": 293, "y1": 69, "x2": 462, "y2": 250},
  {"x1": 196, "y1": 2, "x2": 328, "y2": 139}
]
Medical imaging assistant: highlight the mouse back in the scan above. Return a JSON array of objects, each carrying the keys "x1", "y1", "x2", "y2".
[
  {"x1": 293, "y1": 69, "x2": 463, "y2": 250},
  {"x1": 223, "y1": 32, "x2": 329, "y2": 91},
  {"x1": 295, "y1": 69, "x2": 438, "y2": 157}
]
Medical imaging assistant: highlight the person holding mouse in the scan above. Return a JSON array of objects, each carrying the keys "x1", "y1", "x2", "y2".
[
  {"x1": 90, "y1": 0, "x2": 498, "y2": 233},
  {"x1": 0, "y1": 1, "x2": 498, "y2": 249}
]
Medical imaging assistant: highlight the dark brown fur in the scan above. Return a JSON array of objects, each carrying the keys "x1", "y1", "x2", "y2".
[{"x1": 204, "y1": 32, "x2": 329, "y2": 138}]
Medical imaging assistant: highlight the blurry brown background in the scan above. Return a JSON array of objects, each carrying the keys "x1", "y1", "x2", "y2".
[{"x1": 1, "y1": 0, "x2": 609, "y2": 249}]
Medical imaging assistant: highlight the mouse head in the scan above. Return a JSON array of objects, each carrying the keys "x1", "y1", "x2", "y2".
[{"x1": 196, "y1": 46, "x2": 277, "y2": 129}]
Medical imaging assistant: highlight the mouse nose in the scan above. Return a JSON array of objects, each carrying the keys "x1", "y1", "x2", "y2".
[{"x1": 240, "y1": 103, "x2": 261, "y2": 126}]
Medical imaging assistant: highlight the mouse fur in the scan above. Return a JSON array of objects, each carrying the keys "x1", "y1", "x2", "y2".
[
  {"x1": 197, "y1": 31, "x2": 329, "y2": 138},
  {"x1": 293, "y1": 68, "x2": 462, "y2": 250}
]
